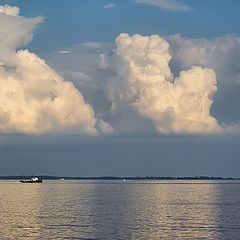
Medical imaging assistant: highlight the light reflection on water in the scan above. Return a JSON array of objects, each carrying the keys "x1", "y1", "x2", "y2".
[{"x1": 1, "y1": 180, "x2": 240, "y2": 239}]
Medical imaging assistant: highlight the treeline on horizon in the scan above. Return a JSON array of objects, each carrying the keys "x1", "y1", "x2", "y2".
[{"x1": 0, "y1": 176, "x2": 239, "y2": 180}]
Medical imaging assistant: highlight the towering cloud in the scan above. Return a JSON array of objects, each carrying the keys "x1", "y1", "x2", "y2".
[
  {"x1": 1, "y1": 4, "x2": 238, "y2": 135},
  {"x1": 0, "y1": 5, "x2": 111, "y2": 135},
  {"x1": 111, "y1": 33, "x2": 222, "y2": 134}
]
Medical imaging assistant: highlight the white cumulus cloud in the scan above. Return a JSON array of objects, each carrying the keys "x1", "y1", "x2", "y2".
[
  {"x1": 0, "y1": 4, "x2": 19, "y2": 16},
  {"x1": 0, "y1": 5, "x2": 112, "y2": 135},
  {"x1": 167, "y1": 34, "x2": 240, "y2": 127},
  {"x1": 47, "y1": 33, "x2": 240, "y2": 135},
  {"x1": 109, "y1": 33, "x2": 222, "y2": 134}
]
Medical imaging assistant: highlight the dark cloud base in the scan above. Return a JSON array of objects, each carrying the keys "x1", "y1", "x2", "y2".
[{"x1": 1, "y1": 135, "x2": 239, "y2": 177}]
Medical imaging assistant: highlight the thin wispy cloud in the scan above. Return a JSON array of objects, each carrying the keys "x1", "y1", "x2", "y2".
[
  {"x1": 103, "y1": 3, "x2": 117, "y2": 9},
  {"x1": 55, "y1": 50, "x2": 71, "y2": 54},
  {"x1": 134, "y1": 0, "x2": 191, "y2": 11}
]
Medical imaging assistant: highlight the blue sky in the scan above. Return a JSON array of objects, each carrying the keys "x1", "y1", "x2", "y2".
[
  {"x1": 0, "y1": 0, "x2": 240, "y2": 176},
  {"x1": 2, "y1": 0, "x2": 240, "y2": 54}
]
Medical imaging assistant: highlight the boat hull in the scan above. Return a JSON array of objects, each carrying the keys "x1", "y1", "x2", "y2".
[{"x1": 20, "y1": 180, "x2": 42, "y2": 183}]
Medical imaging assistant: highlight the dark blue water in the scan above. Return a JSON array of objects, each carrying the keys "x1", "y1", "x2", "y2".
[{"x1": 1, "y1": 180, "x2": 240, "y2": 239}]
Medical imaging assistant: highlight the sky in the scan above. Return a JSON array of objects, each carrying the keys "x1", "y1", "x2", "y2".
[{"x1": 0, "y1": 0, "x2": 240, "y2": 176}]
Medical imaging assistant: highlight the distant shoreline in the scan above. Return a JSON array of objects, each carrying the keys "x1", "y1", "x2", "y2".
[{"x1": 0, "y1": 176, "x2": 240, "y2": 180}]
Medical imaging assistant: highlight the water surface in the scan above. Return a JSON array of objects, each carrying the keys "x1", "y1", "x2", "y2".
[{"x1": 1, "y1": 180, "x2": 240, "y2": 239}]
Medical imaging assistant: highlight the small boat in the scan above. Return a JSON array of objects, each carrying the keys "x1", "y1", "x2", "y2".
[{"x1": 20, "y1": 177, "x2": 42, "y2": 183}]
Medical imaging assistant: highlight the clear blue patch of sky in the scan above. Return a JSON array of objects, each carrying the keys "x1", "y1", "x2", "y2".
[{"x1": 1, "y1": 0, "x2": 240, "y2": 53}]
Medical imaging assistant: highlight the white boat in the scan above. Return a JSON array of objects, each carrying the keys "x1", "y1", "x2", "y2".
[{"x1": 20, "y1": 177, "x2": 42, "y2": 183}]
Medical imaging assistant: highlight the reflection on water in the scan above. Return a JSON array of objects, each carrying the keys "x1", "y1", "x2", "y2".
[{"x1": 1, "y1": 180, "x2": 240, "y2": 239}]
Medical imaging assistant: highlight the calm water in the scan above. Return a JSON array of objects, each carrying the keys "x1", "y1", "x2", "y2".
[{"x1": 1, "y1": 180, "x2": 240, "y2": 239}]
